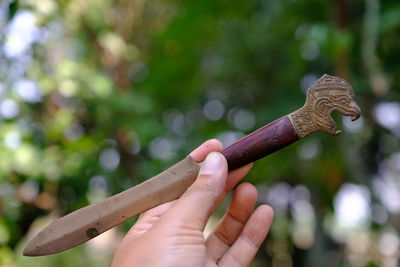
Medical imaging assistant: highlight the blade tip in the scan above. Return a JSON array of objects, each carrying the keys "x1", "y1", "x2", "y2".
[
  {"x1": 23, "y1": 239, "x2": 46, "y2": 257},
  {"x1": 23, "y1": 246, "x2": 39, "y2": 257}
]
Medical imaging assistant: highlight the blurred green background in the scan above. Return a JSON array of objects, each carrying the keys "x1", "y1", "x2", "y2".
[{"x1": 0, "y1": 0, "x2": 400, "y2": 266}]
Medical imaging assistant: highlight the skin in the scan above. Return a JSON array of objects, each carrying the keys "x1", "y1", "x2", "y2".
[{"x1": 112, "y1": 139, "x2": 274, "y2": 267}]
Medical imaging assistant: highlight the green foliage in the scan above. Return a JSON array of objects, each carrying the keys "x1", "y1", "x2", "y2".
[{"x1": 0, "y1": 0, "x2": 400, "y2": 266}]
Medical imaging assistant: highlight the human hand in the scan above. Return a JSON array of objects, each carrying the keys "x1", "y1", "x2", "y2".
[{"x1": 112, "y1": 139, "x2": 274, "y2": 267}]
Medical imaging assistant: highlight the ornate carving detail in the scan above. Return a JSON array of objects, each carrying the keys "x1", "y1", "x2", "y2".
[{"x1": 288, "y1": 74, "x2": 361, "y2": 138}]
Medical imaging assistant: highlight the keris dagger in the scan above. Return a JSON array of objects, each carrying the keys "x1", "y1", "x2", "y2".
[{"x1": 24, "y1": 74, "x2": 361, "y2": 256}]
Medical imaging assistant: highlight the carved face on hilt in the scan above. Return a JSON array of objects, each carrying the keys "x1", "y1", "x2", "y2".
[{"x1": 288, "y1": 74, "x2": 361, "y2": 138}]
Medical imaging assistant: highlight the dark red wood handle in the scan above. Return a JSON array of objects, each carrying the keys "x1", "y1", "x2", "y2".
[{"x1": 221, "y1": 116, "x2": 299, "y2": 170}]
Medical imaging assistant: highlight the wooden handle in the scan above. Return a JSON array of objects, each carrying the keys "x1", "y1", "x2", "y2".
[{"x1": 222, "y1": 116, "x2": 299, "y2": 170}]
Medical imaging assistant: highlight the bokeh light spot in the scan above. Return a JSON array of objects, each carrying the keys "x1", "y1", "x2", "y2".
[
  {"x1": 334, "y1": 183, "x2": 371, "y2": 227},
  {"x1": 4, "y1": 130, "x2": 21, "y2": 150},
  {"x1": 0, "y1": 99, "x2": 19, "y2": 119},
  {"x1": 149, "y1": 137, "x2": 175, "y2": 161},
  {"x1": 99, "y1": 148, "x2": 120, "y2": 170},
  {"x1": 14, "y1": 79, "x2": 42, "y2": 103},
  {"x1": 203, "y1": 100, "x2": 224, "y2": 121}
]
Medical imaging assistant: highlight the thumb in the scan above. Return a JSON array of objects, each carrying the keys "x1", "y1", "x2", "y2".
[{"x1": 162, "y1": 152, "x2": 228, "y2": 230}]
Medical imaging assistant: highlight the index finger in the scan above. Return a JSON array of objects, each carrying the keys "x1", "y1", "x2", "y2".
[{"x1": 189, "y1": 139, "x2": 223, "y2": 162}]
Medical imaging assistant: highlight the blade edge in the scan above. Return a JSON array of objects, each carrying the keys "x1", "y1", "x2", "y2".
[{"x1": 24, "y1": 156, "x2": 200, "y2": 256}]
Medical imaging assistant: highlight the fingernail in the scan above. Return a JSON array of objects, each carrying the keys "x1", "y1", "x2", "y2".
[{"x1": 199, "y1": 152, "x2": 223, "y2": 175}]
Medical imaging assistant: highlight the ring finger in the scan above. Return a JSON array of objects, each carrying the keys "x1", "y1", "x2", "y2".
[{"x1": 205, "y1": 183, "x2": 258, "y2": 262}]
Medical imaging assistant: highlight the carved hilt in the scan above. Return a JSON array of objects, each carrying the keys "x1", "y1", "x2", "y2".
[{"x1": 288, "y1": 74, "x2": 361, "y2": 138}]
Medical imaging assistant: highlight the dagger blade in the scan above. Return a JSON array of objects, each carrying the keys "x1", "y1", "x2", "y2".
[{"x1": 23, "y1": 157, "x2": 200, "y2": 256}]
